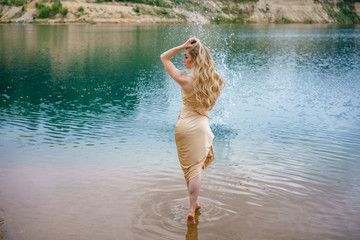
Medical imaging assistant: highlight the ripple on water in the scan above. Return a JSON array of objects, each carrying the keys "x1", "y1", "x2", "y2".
[{"x1": 132, "y1": 168, "x2": 238, "y2": 239}]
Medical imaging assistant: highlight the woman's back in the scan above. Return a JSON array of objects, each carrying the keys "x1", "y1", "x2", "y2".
[{"x1": 181, "y1": 89, "x2": 209, "y2": 117}]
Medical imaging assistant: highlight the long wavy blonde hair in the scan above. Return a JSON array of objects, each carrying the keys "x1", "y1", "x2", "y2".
[{"x1": 187, "y1": 42, "x2": 225, "y2": 113}]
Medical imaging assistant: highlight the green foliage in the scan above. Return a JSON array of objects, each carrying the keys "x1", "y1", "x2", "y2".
[
  {"x1": 275, "y1": 9, "x2": 292, "y2": 23},
  {"x1": 170, "y1": 0, "x2": 192, "y2": 13},
  {"x1": 38, "y1": 6, "x2": 51, "y2": 18},
  {"x1": 281, "y1": 17, "x2": 291, "y2": 23},
  {"x1": 35, "y1": 3, "x2": 45, "y2": 9},
  {"x1": 154, "y1": 8, "x2": 174, "y2": 18},
  {"x1": 176, "y1": 12, "x2": 186, "y2": 20},
  {"x1": 154, "y1": 8, "x2": 169, "y2": 15},
  {"x1": 211, "y1": 15, "x2": 254, "y2": 24},
  {"x1": 133, "y1": 5, "x2": 140, "y2": 13},
  {"x1": 212, "y1": 15, "x2": 228, "y2": 24},
  {"x1": 275, "y1": 16, "x2": 292, "y2": 23},
  {"x1": 2, "y1": 0, "x2": 26, "y2": 7},
  {"x1": 304, "y1": 18, "x2": 313, "y2": 23},
  {"x1": 222, "y1": 7, "x2": 230, "y2": 14},
  {"x1": 324, "y1": 0, "x2": 360, "y2": 24},
  {"x1": 153, "y1": 0, "x2": 172, "y2": 8},
  {"x1": 329, "y1": 8, "x2": 360, "y2": 23},
  {"x1": 51, "y1": 1, "x2": 62, "y2": 13},
  {"x1": 115, "y1": 0, "x2": 172, "y2": 8},
  {"x1": 78, "y1": 6, "x2": 84, "y2": 12},
  {"x1": 171, "y1": 0, "x2": 191, "y2": 5},
  {"x1": 202, "y1": 6, "x2": 210, "y2": 13},
  {"x1": 260, "y1": 4, "x2": 270, "y2": 13},
  {"x1": 343, "y1": 0, "x2": 360, "y2": 3},
  {"x1": 36, "y1": 0, "x2": 68, "y2": 18},
  {"x1": 60, "y1": 7, "x2": 68, "y2": 15},
  {"x1": 233, "y1": 0, "x2": 258, "y2": 2},
  {"x1": 0, "y1": 0, "x2": 9, "y2": 5},
  {"x1": 11, "y1": 0, "x2": 24, "y2": 6},
  {"x1": 237, "y1": 9, "x2": 251, "y2": 18},
  {"x1": 221, "y1": 6, "x2": 240, "y2": 15}
]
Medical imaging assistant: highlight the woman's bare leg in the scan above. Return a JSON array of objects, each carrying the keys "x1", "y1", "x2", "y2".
[
  {"x1": 186, "y1": 180, "x2": 201, "y2": 210},
  {"x1": 187, "y1": 174, "x2": 201, "y2": 223}
]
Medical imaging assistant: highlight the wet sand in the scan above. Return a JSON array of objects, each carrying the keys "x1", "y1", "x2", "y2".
[{"x1": 0, "y1": 165, "x2": 359, "y2": 240}]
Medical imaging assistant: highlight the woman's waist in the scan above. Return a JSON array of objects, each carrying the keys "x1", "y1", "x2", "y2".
[{"x1": 180, "y1": 105, "x2": 208, "y2": 118}]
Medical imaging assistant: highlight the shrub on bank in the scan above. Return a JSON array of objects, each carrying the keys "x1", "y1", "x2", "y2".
[
  {"x1": 96, "y1": 0, "x2": 112, "y2": 3},
  {"x1": 1, "y1": 0, "x2": 26, "y2": 7},
  {"x1": 212, "y1": 15, "x2": 254, "y2": 24},
  {"x1": 112, "y1": 0, "x2": 172, "y2": 8},
  {"x1": 60, "y1": 7, "x2": 68, "y2": 16},
  {"x1": 35, "y1": 0, "x2": 68, "y2": 18},
  {"x1": 133, "y1": 6, "x2": 140, "y2": 13},
  {"x1": 233, "y1": 0, "x2": 258, "y2": 2},
  {"x1": 324, "y1": 0, "x2": 360, "y2": 24}
]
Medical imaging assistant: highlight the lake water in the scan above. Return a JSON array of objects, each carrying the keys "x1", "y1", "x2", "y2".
[{"x1": 0, "y1": 24, "x2": 360, "y2": 239}]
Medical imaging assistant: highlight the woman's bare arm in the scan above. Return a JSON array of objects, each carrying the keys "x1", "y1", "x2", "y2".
[
  {"x1": 160, "y1": 45, "x2": 188, "y2": 87},
  {"x1": 160, "y1": 37, "x2": 197, "y2": 88}
]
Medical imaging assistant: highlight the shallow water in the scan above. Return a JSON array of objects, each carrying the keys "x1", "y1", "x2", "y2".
[{"x1": 1, "y1": 24, "x2": 360, "y2": 239}]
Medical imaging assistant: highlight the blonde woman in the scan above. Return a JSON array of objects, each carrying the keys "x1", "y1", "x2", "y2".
[{"x1": 160, "y1": 37, "x2": 224, "y2": 224}]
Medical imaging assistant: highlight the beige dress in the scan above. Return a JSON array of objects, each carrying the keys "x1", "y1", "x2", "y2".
[{"x1": 174, "y1": 89, "x2": 214, "y2": 182}]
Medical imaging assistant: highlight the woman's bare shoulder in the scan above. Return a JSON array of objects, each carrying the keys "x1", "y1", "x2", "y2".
[{"x1": 181, "y1": 74, "x2": 195, "y2": 94}]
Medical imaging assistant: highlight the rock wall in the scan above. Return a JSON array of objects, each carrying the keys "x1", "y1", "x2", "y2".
[
  {"x1": 355, "y1": 2, "x2": 360, "y2": 18},
  {"x1": 249, "y1": 0, "x2": 334, "y2": 23}
]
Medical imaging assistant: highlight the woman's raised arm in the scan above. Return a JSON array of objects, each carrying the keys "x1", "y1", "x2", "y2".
[{"x1": 160, "y1": 37, "x2": 197, "y2": 87}]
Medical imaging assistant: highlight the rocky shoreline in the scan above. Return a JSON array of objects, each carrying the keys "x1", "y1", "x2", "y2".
[{"x1": 1, "y1": 0, "x2": 360, "y2": 24}]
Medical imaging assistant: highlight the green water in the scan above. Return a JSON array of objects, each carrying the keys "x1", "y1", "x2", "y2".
[{"x1": 1, "y1": 24, "x2": 360, "y2": 239}]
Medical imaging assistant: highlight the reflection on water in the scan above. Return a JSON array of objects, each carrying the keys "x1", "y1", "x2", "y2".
[
  {"x1": 1, "y1": 24, "x2": 360, "y2": 239},
  {"x1": 0, "y1": 25, "x2": 165, "y2": 149},
  {"x1": 186, "y1": 212, "x2": 199, "y2": 240}
]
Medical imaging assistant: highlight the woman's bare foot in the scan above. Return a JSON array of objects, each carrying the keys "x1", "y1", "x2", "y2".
[
  {"x1": 187, "y1": 209, "x2": 195, "y2": 224},
  {"x1": 195, "y1": 202, "x2": 201, "y2": 211}
]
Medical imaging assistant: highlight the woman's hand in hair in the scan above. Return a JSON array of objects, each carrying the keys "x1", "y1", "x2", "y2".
[{"x1": 183, "y1": 37, "x2": 199, "y2": 49}]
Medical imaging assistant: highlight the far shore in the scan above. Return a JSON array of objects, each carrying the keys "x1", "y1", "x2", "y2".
[
  {"x1": 1, "y1": 21, "x2": 359, "y2": 26},
  {"x1": 1, "y1": 0, "x2": 359, "y2": 26}
]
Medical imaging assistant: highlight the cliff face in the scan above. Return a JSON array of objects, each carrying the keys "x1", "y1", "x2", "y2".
[
  {"x1": 355, "y1": 2, "x2": 360, "y2": 17},
  {"x1": 1, "y1": 0, "x2": 359, "y2": 24},
  {"x1": 247, "y1": 0, "x2": 333, "y2": 23}
]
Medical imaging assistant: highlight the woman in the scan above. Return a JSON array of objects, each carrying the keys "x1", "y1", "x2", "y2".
[{"x1": 160, "y1": 37, "x2": 224, "y2": 224}]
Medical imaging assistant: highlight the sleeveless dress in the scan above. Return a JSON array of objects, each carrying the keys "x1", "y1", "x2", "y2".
[{"x1": 174, "y1": 89, "x2": 215, "y2": 182}]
